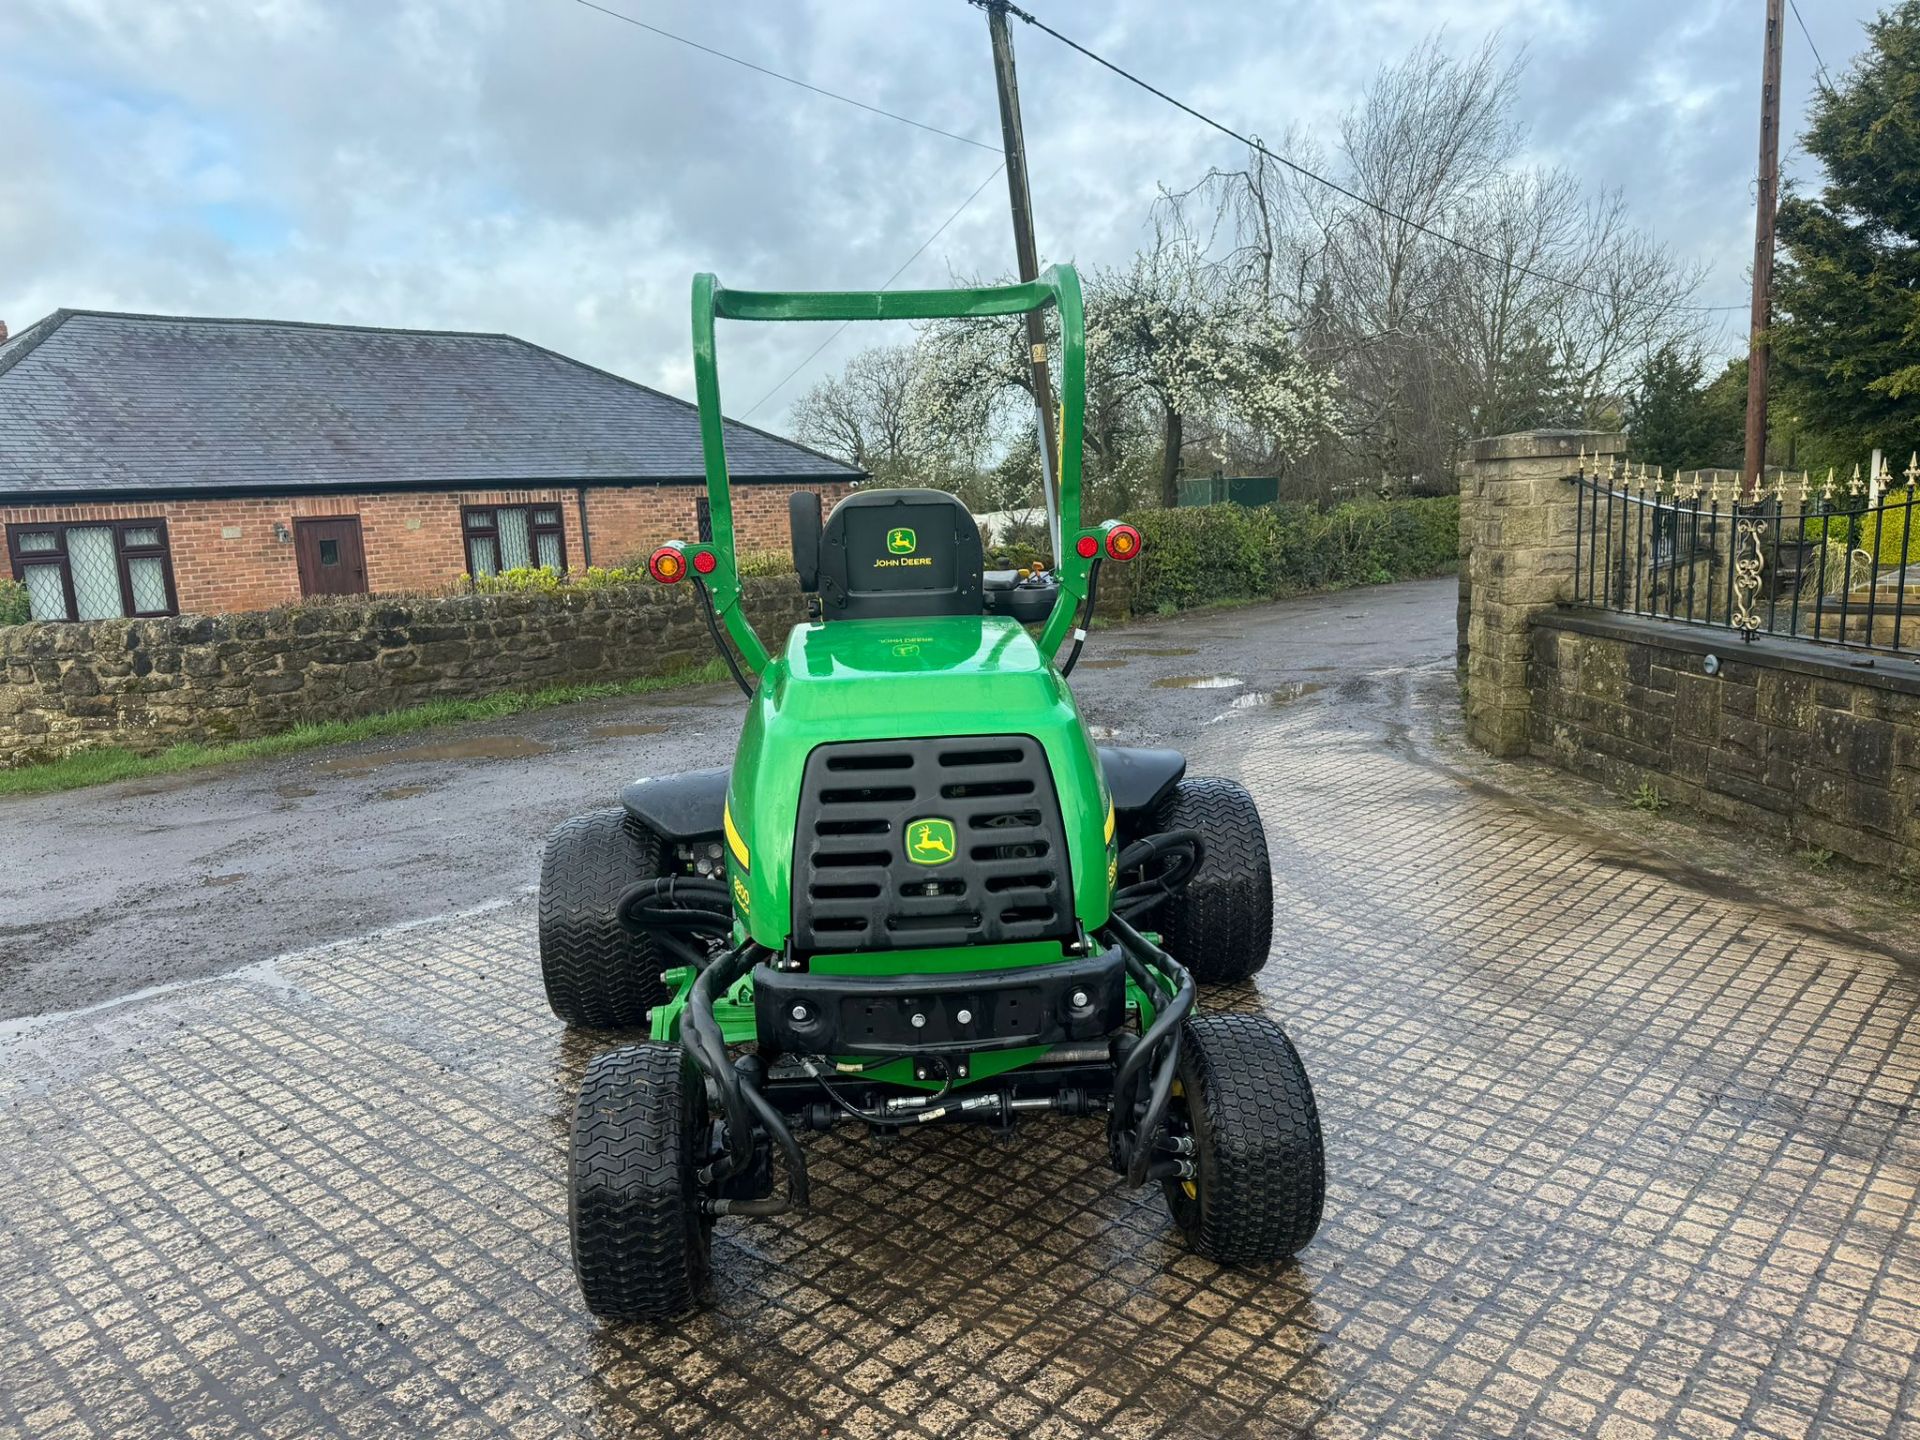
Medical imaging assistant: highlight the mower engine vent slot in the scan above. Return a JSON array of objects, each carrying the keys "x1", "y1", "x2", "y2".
[
  {"x1": 899, "y1": 878, "x2": 967, "y2": 898},
  {"x1": 998, "y1": 905, "x2": 1056, "y2": 926},
  {"x1": 810, "y1": 881, "x2": 884, "y2": 901},
  {"x1": 816, "y1": 817, "x2": 891, "y2": 836},
  {"x1": 971, "y1": 809, "x2": 1042, "y2": 830},
  {"x1": 984, "y1": 871, "x2": 1054, "y2": 894},
  {"x1": 825, "y1": 753, "x2": 914, "y2": 771},
  {"x1": 971, "y1": 841, "x2": 1049, "y2": 862},
  {"x1": 940, "y1": 779, "x2": 1035, "y2": 800},
  {"x1": 939, "y1": 746, "x2": 1024, "y2": 768},
  {"x1": 820, "y1": 784, "x2": 916, "y2": 806},
  {"x1": 811, "y1": 849, "x2": 891, "y2": 869},
  {"x1": 792, "y1": 734, "x2": 1075, "y2": 954},
  {"x1": 812, "y1": 916, "x2": 870, "y2": 935}
]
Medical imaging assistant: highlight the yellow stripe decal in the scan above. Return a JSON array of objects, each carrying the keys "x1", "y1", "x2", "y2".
[
  {"x1": 724, "y1": 799, "x2": 750, "y2": 870},
  {"x1": 1104, "y1": 800, "x2": 1115, "y2": 844}
]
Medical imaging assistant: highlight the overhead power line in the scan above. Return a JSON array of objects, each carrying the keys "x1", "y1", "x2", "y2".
[
  {"x1": 996, "y1": 2, "x2": 1750, "y2": 315},
  {"x1": 570, "y1": 0, "x2": 998, "y2": 153},
  {"x1": 740, "y1": 163, "x2": 1007, "y2": 420},
  {"x1": 1788, "y1": 0, "x2": 1836, "y2": 94}
]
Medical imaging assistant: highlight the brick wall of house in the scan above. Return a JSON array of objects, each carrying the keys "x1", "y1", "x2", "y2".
[
  {"x1": 1, "y1": 480, "x2": 854, "y2": 618},
  {"x1": 579, "y1": 480, "x2": 853, "y2": 569}
]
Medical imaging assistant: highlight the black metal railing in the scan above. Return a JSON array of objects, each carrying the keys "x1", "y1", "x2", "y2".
[{"x1": 1570, "y1": 456, "x2": 1920, "y2": 656}]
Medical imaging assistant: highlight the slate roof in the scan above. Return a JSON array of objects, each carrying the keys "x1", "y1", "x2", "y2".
[{"x1": 0, "y1": 309, "x2": 860, "y2": 500}]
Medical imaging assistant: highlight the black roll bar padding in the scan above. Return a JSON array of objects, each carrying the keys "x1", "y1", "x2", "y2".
[
  {"x1": 789, "y1": 490, "x2": 823, "y2": 593},
  {"x1": 1101, "y1": 911, "x2": 1196, "y2": 1187}
]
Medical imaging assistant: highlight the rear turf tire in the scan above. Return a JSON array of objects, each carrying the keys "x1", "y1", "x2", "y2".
[
  {"x1": 539, "y1": 808, "x2": 666, "y2": 1028},
  {"x1": 1151, "y1": 777, "x2": 1274, "y2": 983},
  {"x1": 569, "y1": 1043, "x2": 712, "y2": 1322},
  {"x1": 1162, "y1": 1014, "x2": 1324, "y2": 1264}
]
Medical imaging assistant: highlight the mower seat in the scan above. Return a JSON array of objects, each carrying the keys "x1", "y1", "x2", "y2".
[{"x1": 814, "y1": 488, "x2": 984, "y2": 620}]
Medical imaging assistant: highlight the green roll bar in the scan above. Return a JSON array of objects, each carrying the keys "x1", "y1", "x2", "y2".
[{"x1": 681, "y1": 265, "x2": 1101, "y2": 673}]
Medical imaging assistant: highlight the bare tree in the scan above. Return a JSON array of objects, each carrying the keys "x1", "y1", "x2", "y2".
[{"x1": 788, "y1": 344, "x2": 922, "y2": 484}]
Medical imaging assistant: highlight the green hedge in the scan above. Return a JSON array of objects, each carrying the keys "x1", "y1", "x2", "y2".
[{"x1": 1122, "y1": 496, "x2": 1459, "y2": 614}]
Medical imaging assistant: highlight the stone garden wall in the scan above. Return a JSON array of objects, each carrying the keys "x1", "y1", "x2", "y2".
[
  {"x1": 1531, "y1": 611, "x2": 1920, "y2": 875},
  {"x1": 0, "y1": 579, "x2": 807, "y2": 767},
  {"x1": 1461, "y1": 426, "x2": 1920, "y2": 877}
]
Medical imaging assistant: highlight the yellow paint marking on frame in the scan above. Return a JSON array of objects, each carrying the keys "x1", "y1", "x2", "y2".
[{"x1": 724, "y1": 799, "x2": 749, "y2": 869}]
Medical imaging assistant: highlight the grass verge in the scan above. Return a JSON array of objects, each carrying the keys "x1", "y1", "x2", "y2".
[{"x1": 0, "y1": 659, "x2": 730, "y2": 799}]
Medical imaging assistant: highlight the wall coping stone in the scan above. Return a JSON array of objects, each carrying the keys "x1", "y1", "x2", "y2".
[
  {"x1": 1470, "y1": 428, "x2": 1630, "y2": 464},
  {"x1": 1536, "y1": 606, "x2": 1920, "y2": 699}
]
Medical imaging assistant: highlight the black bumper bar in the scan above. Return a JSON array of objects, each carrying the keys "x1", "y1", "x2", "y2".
[{"x1": 753, "y1": 949, "x2": 1127, "y2": 1056}]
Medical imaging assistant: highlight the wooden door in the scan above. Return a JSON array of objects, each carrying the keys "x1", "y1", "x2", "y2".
[{"x1": 294, "y1": 517, "x2": 368, "y2": 597}]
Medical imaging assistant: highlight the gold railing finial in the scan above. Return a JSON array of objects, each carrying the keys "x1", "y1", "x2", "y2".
[
  {"x1": 1907, "y1": 452, "x2": 1919, "y2": 490},
  {"x1": 1822, "y1": 467, "x2": 1836, "y2": 502},
  {"x1": 1849, "y1": 463, "x2": 1864, "y2": 497}
]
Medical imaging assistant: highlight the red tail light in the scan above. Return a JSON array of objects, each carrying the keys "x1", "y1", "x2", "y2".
[
  {"x1": 648, "y1": 546, "x2": 687, "y2": 583},
  {"x1": 1104, "y1": 524, "x2": 1142, "y2": 561},
  {"x1": 1074, "y1": 534, "x2": 1100, "y2": 559},
  {"x1": 691, "y1": 548, "x2": 717, "y2": 575}
]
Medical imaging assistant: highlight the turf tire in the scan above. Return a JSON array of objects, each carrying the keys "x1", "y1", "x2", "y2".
[
  {"x1": 1162, "y1": 1013, "x2": 1324, "y2": 1264},
  {"x1": 539, "y1": 807, "x2": 667, "y2": 1028},
  {"x1": 569, "y1": 1043, "x2": 712, "y2": 1321},
  {"x1": 1151, "y1": 777, "x2": 1274, "y2": 983}
]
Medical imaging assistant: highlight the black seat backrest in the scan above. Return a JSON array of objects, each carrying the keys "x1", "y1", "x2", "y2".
[{"x1": 816, "y1": 488, "x2": 984, "y2": 620}]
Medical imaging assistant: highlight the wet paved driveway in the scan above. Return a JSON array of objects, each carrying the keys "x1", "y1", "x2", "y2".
[{"x1": 6, "y1": 615, "x2": 1920, "y2": 1437}]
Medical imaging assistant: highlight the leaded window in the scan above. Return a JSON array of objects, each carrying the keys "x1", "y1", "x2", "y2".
[
  {"x1": 6, "y1": 520, "x2": 178, "y2": 622},
  {"x1": 462, "y1": 505, "x2": 565, "y2": 578}
]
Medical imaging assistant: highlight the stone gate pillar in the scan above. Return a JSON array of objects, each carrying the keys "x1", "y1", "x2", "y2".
[{"x1": 1462, "y1": 428, "x2": 1626, "y2": 756}]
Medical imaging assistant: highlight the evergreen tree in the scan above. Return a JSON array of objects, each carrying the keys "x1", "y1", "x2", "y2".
[{"x1": 1773, "y1": 2, "x2": 1920, "y2": 450}]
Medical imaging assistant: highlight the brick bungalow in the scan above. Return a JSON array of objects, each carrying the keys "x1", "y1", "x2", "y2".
[{"x1": 0, "y1": 310, "x2": 860, "y2": 620}]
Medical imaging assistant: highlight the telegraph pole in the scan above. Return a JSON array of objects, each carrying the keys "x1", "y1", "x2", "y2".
[
  {"x1": 1743, "y1": 0, "x2": 1785, "y2": 495},
  {"x1": 979, "y1": 0, "x2": 1062, "y2": 562}
]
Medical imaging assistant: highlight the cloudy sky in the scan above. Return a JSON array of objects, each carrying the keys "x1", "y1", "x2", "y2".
[{"x1": 0, "y1": 0, "x2": 1879, "y2": 434}]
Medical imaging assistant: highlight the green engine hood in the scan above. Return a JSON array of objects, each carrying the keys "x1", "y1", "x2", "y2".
[{"x1": 723, "y1": 614, "x2": 1113, "y2": 951}]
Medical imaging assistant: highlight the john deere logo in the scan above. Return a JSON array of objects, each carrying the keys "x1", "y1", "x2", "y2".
[
  {"x1": 886, "y1": 527, "x2": 917, "y2": 555},
  {"x1": 905, "y1": 817, "x2": 956, "y2": 865}
]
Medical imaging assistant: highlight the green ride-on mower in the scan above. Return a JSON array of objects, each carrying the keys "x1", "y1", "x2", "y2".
[{"x1": 540, "y1": 266, "x2": 1324, "y2": 1321}]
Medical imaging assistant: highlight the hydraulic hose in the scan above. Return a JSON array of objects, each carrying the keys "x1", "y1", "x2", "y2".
[
  {"x1": 1058, "y1": 558, "x2": 1103, "y2": 678},
  {"x1": 1100, "y1": 912, "x2": 1196, "y2": 1187},
  {"x1": 1110, "y1": 829, "x2": 1204, "y2": 926},
  {"x1": 695, "y1": 577, "x2": 754, "y2": 699}
]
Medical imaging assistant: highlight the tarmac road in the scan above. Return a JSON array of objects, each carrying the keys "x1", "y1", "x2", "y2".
[{"x1": 0, "y1": 577, "x2": 1454, "y2": 1019}]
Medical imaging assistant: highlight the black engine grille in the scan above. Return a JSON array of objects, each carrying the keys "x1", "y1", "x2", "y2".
[{"x1": 790, "y1": 736, "x2": 1074, "y2": 953}]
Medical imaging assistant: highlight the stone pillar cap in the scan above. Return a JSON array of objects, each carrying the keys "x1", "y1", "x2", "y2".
[{"x1": 1471, "y1": 429, "x2": 1628, "y2": 463}]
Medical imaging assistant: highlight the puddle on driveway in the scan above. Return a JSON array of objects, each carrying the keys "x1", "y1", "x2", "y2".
[
  {"x1": 274, "y1": 783, "x2": 318, "y2": 800},
  {"x1": 1151, "y1": 674, "x2": 1244, "y2": 689},
  {"x1": 318, "y1": 735, "x2": 554, "y2": 774},
  {"x1": 199, "y1": 873, "x2": 246, "y2": 888},
  {"x1": 1118, "y1": 646, "x2": 1198, "y2": 658},
  {"x1": 378, "y1": 784, "x2": 433, "y2": 801},
  {"x1": 1231, "y1": 682, "x2": 1325, "y2": 709},
  {"x1": 589, "y1": 723, "x2": 671, "y2": 739},
  {"x1": 1086, "y1": 723, "x2": 1121, "y2": 740}
]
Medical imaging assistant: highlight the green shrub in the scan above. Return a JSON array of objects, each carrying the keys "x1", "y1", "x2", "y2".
[
  {"x1": 1123, "y1": 496, "x2": 1459, "y2": 614},
  {"x1": 0, "y1": 577, "x2": 28, "y2": 627}
]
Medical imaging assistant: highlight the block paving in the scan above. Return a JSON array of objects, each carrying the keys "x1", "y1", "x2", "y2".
[{"x1": 3, "y1": 666, "x2": 1918, "y2": 1438}]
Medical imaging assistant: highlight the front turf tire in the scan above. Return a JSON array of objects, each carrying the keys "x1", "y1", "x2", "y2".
[
  {"x1": 569, "y1": 1043, "x2": 712, "y2": 1322},
  {"x1": 1162, "y1": 1014, "x2": 1324, "y2": 1264},
  {"x1": 539, "y1": 807, "x2": 666, "y2": 1028},
  {"x1": 1152, "y1": 777, "x2": 1274, "y2": 983}
]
